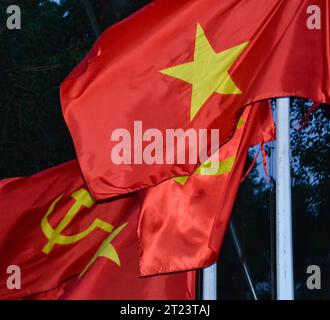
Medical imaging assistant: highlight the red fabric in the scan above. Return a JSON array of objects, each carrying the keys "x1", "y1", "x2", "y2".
[
  {"x1": 138, "y1": 101, "x2": 275, "y2": 275},
  {"x1": 61, "y1": 0, "x2": 329, "y2": 200},
  {"x1": 298, "y1": 102, "x2": 322, "y2": 131},
  {"x1": 0, "y1": 161, "x2": 195, "y2": 300},
  {"x1": 240, "y1": 149, "x2": 260, "y2": 184},
  {"x1": 59, "y1": 211, "x2": 195, "y2": 300}
]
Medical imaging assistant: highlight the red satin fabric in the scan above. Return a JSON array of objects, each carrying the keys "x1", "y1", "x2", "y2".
[
  {"x1": 59, "y1": 210, "x2": 195, "y2": 300},
  {"x1": 0, "y1": 161, "x2": 195, "y2": 300},
  {"x1": 61, "y1": 0, "x2": 329, "y2": 200},
  {"x1": 138, "y1": 101, "x2": 275, "y2": 276}
]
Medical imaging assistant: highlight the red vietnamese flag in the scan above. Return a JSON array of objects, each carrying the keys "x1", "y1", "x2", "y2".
[
  {"x1": 0, "y1": 161, "x2": 195, "y2": 300},
  {"x1": 138, "y1": 101, "x2": 275, "y2": 275},
  {"x1": 61, "y1": 0, "x2": 329, "y2": 200}
]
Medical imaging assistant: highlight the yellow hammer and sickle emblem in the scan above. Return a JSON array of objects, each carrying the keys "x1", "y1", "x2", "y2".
[{"x1": 41, "y1": 188, "x2": 122, "y2": 264}]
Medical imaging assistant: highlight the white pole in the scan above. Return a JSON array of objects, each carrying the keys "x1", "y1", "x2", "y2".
[
  {"x1": 203, "y1": 263, "x2": 217, "y2": 300},
  {"x1": 275, "y1": 97, "x2": 294, "y2": 300}
]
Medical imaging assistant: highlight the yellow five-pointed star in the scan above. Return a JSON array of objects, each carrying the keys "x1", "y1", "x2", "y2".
[{"x1": 161, "y1": 23, "x2": 249, "y2": 121}]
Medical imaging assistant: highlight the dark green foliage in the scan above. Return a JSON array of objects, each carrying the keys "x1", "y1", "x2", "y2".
[
  {"x1": 290, "y1": 100, "x2": 330, "y2": 299},
  {"x1": 0, "y1": 0, "x2": 95, "y2": 176}
]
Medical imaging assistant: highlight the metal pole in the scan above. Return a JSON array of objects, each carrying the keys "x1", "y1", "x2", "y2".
[
  {"x1": 229, "y1": 221, "x2": 258, "y2": 300},
  {"x1": 275, "y1": 97, "x2": 294, "y2": 300},
  {"x1": 203, "y1": 263, "x2": 217, "y2": 300}
]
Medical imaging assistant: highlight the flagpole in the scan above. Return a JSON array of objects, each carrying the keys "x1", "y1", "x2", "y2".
[
  {"x1": 275, "y1": 97, "x2": 294, "y2": 300},
  {"x1": 229, "y1": 221, "x2": 258, "y2": 300},
  {"x1": 203, "y1": 263, "x2": 217, "y2": 300}
]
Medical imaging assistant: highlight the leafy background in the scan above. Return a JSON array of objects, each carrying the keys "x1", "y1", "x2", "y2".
[{"x1": 0, "y1": 0, "x2": 329, "y2": 300}]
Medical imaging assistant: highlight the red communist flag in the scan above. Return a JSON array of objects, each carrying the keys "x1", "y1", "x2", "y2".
[
  {"x1": 0, "y1": 161, "x2": 195, "y2": 300},
  {"x1": 61, "y1": 0, "x2": 329, "y2": 200},
  {"x1": 138, "y1": 101, "x2": 275, "y2": 275},
  {"x1": 60, "y1": 210, "x2": 195, "y2": 300}
]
